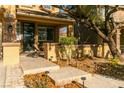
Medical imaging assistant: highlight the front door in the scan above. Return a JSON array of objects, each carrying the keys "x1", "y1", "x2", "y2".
[{"x1": 23, "y1": 22, "x2": 35, "y2": 51}]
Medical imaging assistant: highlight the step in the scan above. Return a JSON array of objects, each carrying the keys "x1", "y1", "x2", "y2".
[
  {"x1": 20, "y1": 56, "x2": 60, "y2": 75},
  {"x1": 48, "y1": 66, "x2": 89, "y2": 86}
]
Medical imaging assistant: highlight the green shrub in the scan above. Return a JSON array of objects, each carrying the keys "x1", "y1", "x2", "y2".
[
  {"x1": 109, "y1": 57, "x2": 120, "y2": 66},
  {"x1": 59, "y1": 37, "x2": 78, "y2": 45},
  {"x1": 59, "y1": 37, "x2": 78, "y2": 61}
]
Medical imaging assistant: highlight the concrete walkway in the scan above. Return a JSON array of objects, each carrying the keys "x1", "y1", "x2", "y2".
[
  {"x1": 20, "y1": 56, "x2": 60, "y2": 75},
  {"x1": 77, "y1": 74, "x2": 124, "y2": 88},
  {"x1": 0, "y1": 62, "x2": 6, "y2": 88},
  {"x1": 0, "y1": 62, "x2": 25, "y2": 88},
  {"x1": 5, "y1": 64, "x2": 25, "y2": 88}
]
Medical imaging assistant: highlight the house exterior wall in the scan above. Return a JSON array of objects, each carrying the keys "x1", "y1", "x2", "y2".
[
  {"x1": 0, "y1": 5, "x2": 75, "y2": 62},
  {"x1": 0, "y1": 5, "x2": 111, "y2": 59},
  {"x1": 113, "y1": 10, "x2": 124, "y2": 23},
  {"x1": 1, "y1": 5, "x2": 74, "y2": 41},
  {"x1": 113, "y1": 10, "x2": 124, "y2": 53}
]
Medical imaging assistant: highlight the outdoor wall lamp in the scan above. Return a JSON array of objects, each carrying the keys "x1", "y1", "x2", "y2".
[
  {"x1": 7, "y1": 25, "x2": 13, "y2": 33},
  {"x1": 3, "y1": 12, "x2": 15, "y2": 42}
]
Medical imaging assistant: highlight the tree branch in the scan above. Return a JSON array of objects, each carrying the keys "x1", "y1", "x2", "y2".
[
  {"x1": 105, "y1": 5, "x2": 119, "y2": 34},
  {"x1": 52, "y1": 5, "x2": 79, "y2": 20},
  {"x1": 89, "y1": 20, "x2": 109, "y2": 41},
  {"x1": 39, "y1": 5, "x2": 52, "y2": 13},
  {"x1": 39, "y1": 5, "x2": 73, "y2": 18},
  {"x1": 106, "y1": 5, "x2": 119, "y2": 19},
  {"x1": 110, "y1": 23, "x2": 124, "y2": 36}
]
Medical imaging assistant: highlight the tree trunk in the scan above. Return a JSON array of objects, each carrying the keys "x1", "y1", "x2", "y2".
[{"x1": 107, "y1": 36, "x2": 121, "y2": 59}]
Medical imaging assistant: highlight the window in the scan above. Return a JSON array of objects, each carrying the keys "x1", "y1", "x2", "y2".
[
  {"x1": 16, "y1": 22, "x2": 22, "y2": 41},
  {"x1": 59, "y1": 9, "x2": 64, "y2": 12},
  {"x1": 47, "y1": 27, "x2": 54, "y2": 41},
  {"x1": 38, "y1": 26, "x2": 54, "y2": 43},
  {"x1": 23, "y1": 23, "x2": 35, "y2": 51},
  {"x1": 59, "y1": 26, "x2": 67, "y2": 37},
  {"x1": 38, "y1": 27, "x2": 47, "y2": 41},
  {"x1": 43, "y1": 5, "x2": 52, "y2": 9}
]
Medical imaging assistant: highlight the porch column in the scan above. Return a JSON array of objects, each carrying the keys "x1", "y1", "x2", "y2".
[
  {"x1": 13, "y1": 19, "x2": 17, "y2": 41},
  {"x1": 2, "y1": 6, "x2": 20, "y2": 65},
  {"x1": 55, "y1": 26, "x2": 59, "y2": 42},
  {"x1": 67, "y1": 25, "x2": 74, "y2": 36},
  {"x1": 34, "y1": 23, "x2": 39, "y2": 50},
  {"x1": 116, "y1": 29, "x2": 121, "y2": 53},
  {"x1": 11, "y1": 5, "x2": 17, "y2": 41}
]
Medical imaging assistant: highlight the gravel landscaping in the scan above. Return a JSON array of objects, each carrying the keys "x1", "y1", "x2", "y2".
[
  {"x1": 53, "y1": 58, "x2": 124, "y2": 81},
  {"x1": 23, "y1": 72, "x2": 85, "y2": 88}
]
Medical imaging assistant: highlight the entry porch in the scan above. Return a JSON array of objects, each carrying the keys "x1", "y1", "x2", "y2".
[{"x1": 15, "y1": 13, "x2": 75, "y2": 55}]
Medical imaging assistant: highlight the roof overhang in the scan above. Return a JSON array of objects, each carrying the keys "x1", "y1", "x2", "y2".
[{"x1": 16, "y1": 13, "x2": 75, "y2": 25}]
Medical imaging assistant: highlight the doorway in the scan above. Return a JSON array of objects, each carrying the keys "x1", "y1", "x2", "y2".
[
  {"x1": 21, "y1": 22, "x2": 55, "y2": 51},
  {"x1": 23, "y1": 22, "x2": 35, "y2": 51}
]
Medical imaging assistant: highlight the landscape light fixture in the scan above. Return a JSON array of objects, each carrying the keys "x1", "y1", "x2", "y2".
[{"x1": 81, "y1": 77, "x2": 86, "y2": 88}]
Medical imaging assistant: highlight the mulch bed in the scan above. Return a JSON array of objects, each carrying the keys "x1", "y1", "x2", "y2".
[
  {"x1": 23, "y1": 73, "x2": 84, "y2": 88},
  {"x1": 95, "y1": 63, "x2": 124, "y2": 80},
  {"x1": 53, "y1": 58, "x2": 124, "y2": 81}
]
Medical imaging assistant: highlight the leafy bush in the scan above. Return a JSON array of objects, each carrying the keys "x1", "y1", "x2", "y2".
[
  {"x1": 59, "y1": 37, "x2": 78, "y2": 45},
  {"x1": 58, "y1": 37, "x2": 78, "y2": 61},
  {"x1": 108, "y1": 57, "x2": 120, "y2": 66}
]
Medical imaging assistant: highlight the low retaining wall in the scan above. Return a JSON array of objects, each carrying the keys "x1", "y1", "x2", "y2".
[{"x1": 43, "y1": 43, "x2": 112, "y2": 61}]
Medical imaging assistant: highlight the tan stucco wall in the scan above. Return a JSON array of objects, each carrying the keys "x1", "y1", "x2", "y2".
[
  {"x1": 43, "y1": 43, "x2": 112, "y2": 61},
  {"x1": 113, "y1": 10, "x2": 124, "y2": 22},
  {"x1": 2, "y1": 43, "x2": 20, "y2": 65},
  {"x1": 43, "y1": 43, "x2": 58, "y2": 61}
]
